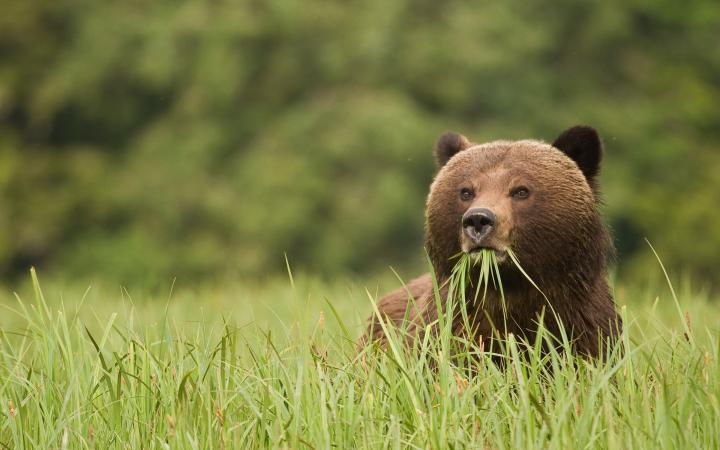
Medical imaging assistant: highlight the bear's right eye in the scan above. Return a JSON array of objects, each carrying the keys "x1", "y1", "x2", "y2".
[{"x1": 459, "y1": 188, "x2": 474, "y2": 201}]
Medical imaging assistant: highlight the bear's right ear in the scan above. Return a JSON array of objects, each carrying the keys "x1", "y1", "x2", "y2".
[{"x1": 435, "y1": 132, "x2": 472, "y2": 168}]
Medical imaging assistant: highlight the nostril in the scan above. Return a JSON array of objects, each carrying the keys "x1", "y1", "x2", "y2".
[
  {"x1": 462, "y1": 216, "x2": 474, "y2": 229},
  {"x1": 476, "y1": 215, "x2": 493, "y2": 228}
]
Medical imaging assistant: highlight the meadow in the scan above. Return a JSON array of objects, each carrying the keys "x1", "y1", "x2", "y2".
[
  {"x1": 0, "y1": 259, "x2": 718, "y2": 450},
  {"x1": 4, "y1": 2, "x2": 719, "y2": 448}
]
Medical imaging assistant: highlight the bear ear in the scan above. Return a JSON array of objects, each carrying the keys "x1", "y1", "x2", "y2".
[
  {"x1": 435, "y1": 132, "x2": 473, "y2": 168},
  {"x1": 552, "y1": 125, "x2": 603, "y2": 187}
]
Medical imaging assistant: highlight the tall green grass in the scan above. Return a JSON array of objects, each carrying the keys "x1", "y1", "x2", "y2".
[{"x1": 0, "y1": 265, "x2": 718, "y2": 449}]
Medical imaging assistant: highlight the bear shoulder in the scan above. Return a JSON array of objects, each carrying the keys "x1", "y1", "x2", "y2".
[{"x1": 365, "y1": 273, "x2": 434, "y2": 342}]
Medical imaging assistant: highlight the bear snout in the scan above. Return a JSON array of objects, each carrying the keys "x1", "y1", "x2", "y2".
[{"x1": 462, "y1": 208, "x2": 497, "y2": 245}]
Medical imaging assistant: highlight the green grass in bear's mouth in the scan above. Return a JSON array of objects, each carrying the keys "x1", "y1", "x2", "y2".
[
  {"x1": 450, "y1": 247, "x2": 545, "y2": 307},
  {"x1": 445, "y1": 247, "x2": 550, "y2": 344},
  {"x1": 451, "y1": 249, "x2": 504, "y2": 306}
]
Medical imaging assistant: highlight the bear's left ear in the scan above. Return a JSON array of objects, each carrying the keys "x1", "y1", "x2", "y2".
[
  {"x1": 435, "y1": 132, "x2": 473, "y2": 168},
  {"x1": 552, "y1": 125, "x2": 603, "y2": 188}
]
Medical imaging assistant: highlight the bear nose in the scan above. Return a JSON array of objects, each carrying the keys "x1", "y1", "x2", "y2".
[{"x1": 462, "y1": 208, "x2": 497, "y2": 243}]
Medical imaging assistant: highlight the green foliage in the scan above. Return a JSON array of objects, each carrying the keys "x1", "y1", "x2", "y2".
[
  {"x1": 1, "y1": 270, "x2": 719, "y2": 448},
  {"x1": 1, "y1": 0, "x2": 719, "y2": 283}
]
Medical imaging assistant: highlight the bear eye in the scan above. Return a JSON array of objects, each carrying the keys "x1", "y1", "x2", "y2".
[
  {"x1": 511, "y1": 186, "x2": 530, "y2": 200},
  {"x1": 459, "y1": 187, "x2": 474, "y2": 201}
]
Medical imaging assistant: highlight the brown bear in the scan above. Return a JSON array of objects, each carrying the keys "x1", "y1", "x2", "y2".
[{"x1": 363, "y1": 126, "x2": 621, "y2": 358}]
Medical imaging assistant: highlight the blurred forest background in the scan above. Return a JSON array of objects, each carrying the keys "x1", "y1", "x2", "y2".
[{"x1": 1, "y1": 0, "x2": 719, "y2": 287}]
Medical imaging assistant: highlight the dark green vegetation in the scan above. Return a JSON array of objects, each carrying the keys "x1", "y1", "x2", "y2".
[{"x1": 2, "y1": 1, "x2": 720, "y2": 285}]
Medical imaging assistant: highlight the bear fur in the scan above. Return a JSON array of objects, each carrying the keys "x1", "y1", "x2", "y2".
[{"x1": 363, "y1": 126, "x2": 621, "y2": 358}]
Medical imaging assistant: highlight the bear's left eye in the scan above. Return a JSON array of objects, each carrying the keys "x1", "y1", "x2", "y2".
[{"x1": 510, "y1": 186, "x2": 530, "y2": 199}]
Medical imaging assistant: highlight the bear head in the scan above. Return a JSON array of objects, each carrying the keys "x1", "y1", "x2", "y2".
[{"x1": 425, "y1": 125, "x2": 611, "y2": 289}]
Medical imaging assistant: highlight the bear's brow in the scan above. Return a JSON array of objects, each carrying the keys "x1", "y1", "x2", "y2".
[{"x1": 465, "y1": 143, "x2": 511, "y2": 168}]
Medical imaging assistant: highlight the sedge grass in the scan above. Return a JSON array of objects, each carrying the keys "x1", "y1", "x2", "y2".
[
  {"x1": 0, "y1": 268, "x2": 718, "y2": 449},
  {"x1": 450, "y1": 249, "x2": 504, "y2": 307}
]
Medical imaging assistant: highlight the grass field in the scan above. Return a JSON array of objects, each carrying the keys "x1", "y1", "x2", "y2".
[{"x1": 0, "y1": 266, "x2": 719, "y2": 449}]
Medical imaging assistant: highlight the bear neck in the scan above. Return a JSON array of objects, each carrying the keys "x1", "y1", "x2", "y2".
[
  {"x1": 428, "y1": 237, "x2": 613, "y2": 328},
  {"x1": 453, "y1": 271, "x2": 615, "y2": 356},
  {"x1": 438, "y1": 250, "x2": 615, "y2": 355}
]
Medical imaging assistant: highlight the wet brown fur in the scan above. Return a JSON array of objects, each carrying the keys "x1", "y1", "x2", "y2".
[{"x1": 362, "y1": 127, "x2": 621, "y2": 358}]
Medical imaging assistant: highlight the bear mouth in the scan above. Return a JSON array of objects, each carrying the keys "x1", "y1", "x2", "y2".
[{"x1": 467, "y1": 246, "x2": 508, "y2": 263}]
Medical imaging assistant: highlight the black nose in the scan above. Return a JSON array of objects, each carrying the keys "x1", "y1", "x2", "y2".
[{"x1": 462, "y1": 208, "x2": 497, "y2": 243}]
